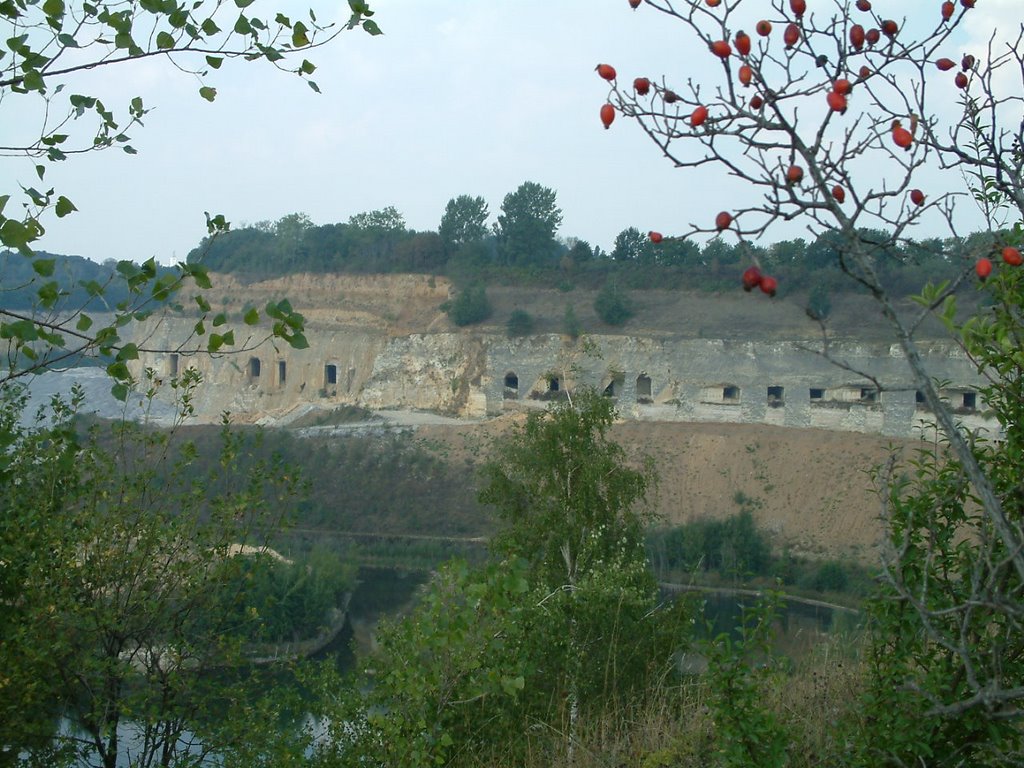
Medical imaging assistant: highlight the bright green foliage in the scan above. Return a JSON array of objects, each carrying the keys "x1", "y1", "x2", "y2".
[
  {"x1": 852, "y1": 260, "x2": 1024, "y2": 766},
  {"x1": 0, "y1": 374, "x2": 318, "y2": 766},
  {"x1": 320, "y1": 559, "x2": 532, "y2": 768},
  {"x1": 479, "y1": 388, "x2": 655, "y2": 586},
  {"x1": 702, "y1": 596, "x2": 790, "y2": 768},
  {"x1": 328, "y1": 390, "x2": 681, "y2": 766}
]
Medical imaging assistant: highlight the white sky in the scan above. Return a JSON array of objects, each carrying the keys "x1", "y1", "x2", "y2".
[{"x1": 10, "y1": 0, "x2": 1022, "y2": 264}]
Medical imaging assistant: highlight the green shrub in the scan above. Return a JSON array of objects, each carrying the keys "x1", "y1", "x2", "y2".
[
  {"x1": 442, "y1": 284, "x2": 492, "y2": 326},
  {"x1": 506, "y1": 308, "x2": 534, "y2": 336},
  {"x1": 594, "y1": 281, "x2": 634, "y2": 326}
]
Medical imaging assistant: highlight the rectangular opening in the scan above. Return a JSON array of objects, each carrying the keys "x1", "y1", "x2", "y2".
[
  {"x1": 168, "y1": 353, "x2": 179, "y2": 377},
  {"x1": 248, "y1": 357, "x2": 261, "y2": 379},
  {"x1": 278, "y1": 360, "x2": 287, "y2": 386},
  {"x1": 767, "y1": 385, "x2": 784, "y2": 406},
  {"x1": 636, "y1": 374, "x2": 652, "y2": 400},
  {"x1": 325, "y1": 364, "x2": 338, "y2": 386},
  {"x1": 809, "y1": 388, "x2": 825, "y2": 401},
  {"x1": 962, "y1": 391, "x2": 977, "y2": 410},
  {"x1": 860, "y1": 387, "x2": 878, "y2": 403},
  {"x1": 722, "y1": 385, "x2": 740, "y2": 402}
]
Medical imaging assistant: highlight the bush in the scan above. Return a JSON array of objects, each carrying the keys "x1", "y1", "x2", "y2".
[
  {"x1": 563, "y1": 304, "x2": 581, "y2": 338},
  {"x1": 442, "y1": 284, "x2": 492, "y2": 326},
  {"x1": 506, "y1": 308, "x2": 534, "y2": 336},
  {"x1": 594, "y1": 281, "x2": 634, "y2": 326}
]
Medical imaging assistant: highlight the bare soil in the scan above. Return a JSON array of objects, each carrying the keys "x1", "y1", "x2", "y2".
[{"x1": 418, "y1": 417, "x2": 914, "y2": 564}]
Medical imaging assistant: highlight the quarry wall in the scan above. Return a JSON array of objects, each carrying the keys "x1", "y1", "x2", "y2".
[{"x1": 133, "y1": 319, "x2": 995, "y2": 438}]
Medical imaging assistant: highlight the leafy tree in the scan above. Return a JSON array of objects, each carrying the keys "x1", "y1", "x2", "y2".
[
  {"x1": 604, "y1": 0, "x2": 1024, "y2": 762},
  {"x1": 0, "y1": 0, "x2": 377, "y2": 392},
  {"x1": 494, "y1": 181, "x2": 563, "y2": 266},
  {"x1": 594, "y1": 280, "x2": 634, "y2": 326},
  {"x1": 611, "y1": 226, "x2": 650, "y2": 261},
  {"x1": 0, "y1": 375, "x2": 317, "y2": 766},
  {"x1": 347, "y1": 206, "x2": 406, "y2": 234},
  {"x1": 331, "y1": 391, "x2": 675, "y2": 767},
  {"x1": 439, "y1": 194, "x2": 490, "y2": 250}
]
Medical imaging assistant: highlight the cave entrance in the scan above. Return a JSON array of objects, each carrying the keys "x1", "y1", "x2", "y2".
[
  {"x1": 278, "y1": 361, "x2": 287, "y2": 386},
  {"x1": 636, "y1": 374, "x2": 652, "y2": 402},
  {"x1": 248, "y1": 357, "x2": 261, "y2": 380},
  {"x1": 504, "y1": 371, "x2": 519, "y2": 399},
  {"x1": 325, "y1": 364, "x2": 338, "y2": 386}
]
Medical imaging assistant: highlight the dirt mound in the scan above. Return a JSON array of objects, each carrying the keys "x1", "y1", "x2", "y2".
[{"x1": 418, "y1": 418, "x2": 913, "y2": 563}]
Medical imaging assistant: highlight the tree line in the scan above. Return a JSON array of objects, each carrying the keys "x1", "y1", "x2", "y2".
[{"x1": 181, "y1": 184, "x2": 1002, "y2": 302}]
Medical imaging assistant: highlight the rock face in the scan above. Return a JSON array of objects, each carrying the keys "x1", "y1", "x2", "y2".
[{"x1": 131, "y1": 273, "x2": 995, "y2": 437}]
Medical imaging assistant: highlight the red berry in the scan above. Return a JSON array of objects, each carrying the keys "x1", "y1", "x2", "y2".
[
  {"x1": 749, "y1": 94, "x2": 764, "y2": 110},
  {"x1": 648, "y1": 231, "x2": 663, "y2": 243},
  {"x1": 955, "y1": 72, "x2": 969, "y2": 89},
  {"x1": 881, "y1": 19, "x2": 898, "y2": 37},
  {"x1": 962, "y1": 54, "x2": 975, "y2": 71},
  {"x1": 786, "y1": 165, "x2": 804, "y2": 184},
  {"x1": 827, "y1": 90, "x2": 848, "y2": 113},
  {"x1": 634, "y1": 77, "x2": 651, "y2": 95},
  {"x1": 832, "y1": 185, "x2": 846, "y2": 203},
  {"x1": 711, "y1": 40, "x2": 732, "y2": 58},
  {"x1": 596, "y1": 63, "x2": 616, "y2": 81},
  {"x1": 600, "y1": 103, "x2": 615, "y2": 129},
  {"x1": 850, "y1": 24, "x2": 865, "y2": 50},
  {"x1": 833, "y1": 78, "x2": 852, "y2": 95},
  {"x1": 961, "y1": 0, "x2": 976, "y2": 7},
  {"x1": 976, "y1": 258, "x2": 993, "y2": 279},
  {"x1": 759, "y1": 275, "x2": 778, "y2": 296},
  {"x1": 936, "y1": 58, "x2": 956, "y2": 71},
  {"x1": 738, "y1": 64, "x2": 753, "y2": 87},
  {"x1": 715, "y1": 211, "x2": 733, "y2": 231},
  {"x1": 855, "y1": 0, "x2": 871, "y2": 10},
  {"x1": 941, "y1": 1, "x2": 955, "y2": 20},
  {"x1": 789, "y1": 0, "x2": 806, "y2": 17},
  {"x1": 892, "y1": 125, "x2": 913, "y2": 149},
  {"x1": 735, "y1": 31, "x2": 752, "y2": 56},
  {"x1": 866, "y1": 28, "x2": 880, "y2": 45},
  {"x1": 705, "y1": 0, "x2": 721, "y2": 6},
  {"x1": 742, "y1": 266, "x2": 763, "y2": 291},
  {"x1": 756, "y1": 20, "x2": 772, "y2": 37},
  {"x1": 628, "y1": 0, "x2": 641, "y2": 8},
  {"x1": 784, "y1": 23, "x2": 800, "y2": 48},
  {"x1": 910, "y1": 188, "x2": 925, "y2": 206},
  {"x1": 690, "y1": 105, "x2": 709, "y2": 127},
  {"x1": 859, "y1": 65, "x2": 871, "y2": 79},
  {"x1": 1002, "y1": 246, "x2": 1022, "y2": 266}
]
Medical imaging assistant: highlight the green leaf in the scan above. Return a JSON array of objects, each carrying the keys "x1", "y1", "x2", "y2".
[
  {"x1": 212, "y1": 312, "x2": 226, "y2": 327},
  {"x1": 32, "y1": 258, "x2": 55, "y2": 276},
  {"x1": 208, "y1": 333, "x2": 224, "y2": 353},
  {"x1": 110, "y1": 382, "x2": 129, "y2": 401},
  {"x1": 195, "y1": 294, "x2": 211, "y2": 312},
  {"x1": 156, "y1": 30, "x2": 175, "y2": 49},
  {"x1": 201, "y1": 18, "x2": 220, "y2": 35},
  {"x1": 57, "y1": 33, "x2": 79, "y2": 47},
  {"x1": 54, "y1": 195, "x2": 76, "y2": 217},
  {"x1": 76, "y1": 314, "x2": 93, "y2": 331},
  {"x1": 299, "y1": 58, "x2": 315, "y2": 74},
  {"x1": 114, "y1": 32, "x2": 134, "y2": 50},
  {"x1": 287, "y1": 332, "x2": 309, "y2": 350},
  {"x1": 243, "y1": 307, "x2": 259, "y2": 325},
  {"x1": 199, "y1": 86, "x2": 217, "y2": 102},
  {"x1": 116, "y1": 342, "x2": 139, "y2": 361},
  {"x1": 42, "y1": 0, "x2": 64, "y2": 20},
  {"x1": 307, "y1": 80, "x2": 320, "y2": 93},
  {"x1": 362, "y1": 18, "x2": 382, "y2": 35},
  {"x1": 233, "y1": 14, "x2": 251, "y2": 34},
  {"x1": 291, "y1": 21, "x2": 309, "y2": 47},
  {"x1": 205, "y1": 55, "x2": 222, "y2": 69}
]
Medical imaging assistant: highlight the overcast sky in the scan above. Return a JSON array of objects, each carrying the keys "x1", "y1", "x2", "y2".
[{"x1": 12, "y1": 0, "x2": 1021, "y2": 265}]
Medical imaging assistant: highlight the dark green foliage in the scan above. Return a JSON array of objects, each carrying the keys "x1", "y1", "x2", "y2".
[
  {"x1": 651, "y1": 510, "x2": 771, "y2": 578},
  {"x1": 439, "y1": 194, "x2": 490, "y2": 250},
  {"x1": 494, "y1": 181, "x2": 563, "y2": 267},
  {"x1": 506, "y1": 308, "x2": 534, "y2": 336},
  {"x1": 563, "y1": 303, "x2": 581, "y2": 338},
  {"x1": 594, "y1": 280, "x2": 635, "y2": 325},
  {"x1": 442, "y1": 283, "x2": 493, "y2": 326},
  {"x1": 611, "y1": 226, "x2": 650, "y2": 261}
]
